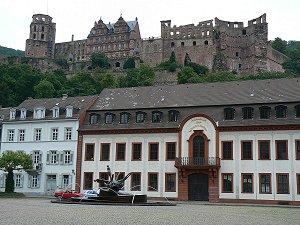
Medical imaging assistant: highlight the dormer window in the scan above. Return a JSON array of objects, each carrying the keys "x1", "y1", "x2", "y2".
[
  {"x1": 136, "y1": 111, "x2": 146, "y2": 123},
  {"x1": 259, "y1": 106, "x2": 271, "y2": 119},
  {"x1": 34, "y1": 107, "x2": 45, "y2": 119},
  {"x1": 90, "y1": 113, "x2": 100, "y2": 125},
  {"x1": 20, "y1": 108, "x2": 27, "y2": 119},
  {"x1": 53, "y1": 107, "x2": 59, "y2": 118},
  {"x1": 66, "y1": 106, "x2": 73, "y2": 117},
  {"x1": 105, "y1": 113, "x2": 115, "y2": 124},
  {"x1": 275, "y1": 105, "x2": 287, "y2": 119},
  {"x1": 224, "y1": 108, "x2": 235, "y2": 120},
  {"x1": 10, "y1": 108, "x2": 16, "y2": 120},
  {"x1": 152, "y1": 111, "x2": 162, "y2": 123},
  {"x1": 168, "y1": 110, "x2": 179, "y2": 122},
  {"x1": 242, "y1": 107, "x2": 254, "y2": 120},
  {"x1": 120, "y1": 112, "x2": 130, "y2": 124},
  {"x1": 295, "y1": 104, "x2": 300, "y2": 118}
]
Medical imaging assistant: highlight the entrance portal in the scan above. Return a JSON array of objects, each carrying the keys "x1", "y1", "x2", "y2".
[
  {"x1": 46, "y1": 175, "x2": 56, "y2": 195},
  {"x1": 188, "y1": 173, "x2": 208, "y2": 201}
]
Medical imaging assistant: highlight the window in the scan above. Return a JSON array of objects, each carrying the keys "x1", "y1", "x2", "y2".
[
  {"x1": 171, "y1": 42, "x2": 175, "y2": 47},
  {"x1": 131, "y1": 173, "x2": 141, "y2": 191},
  {"x1": 32, "y1": 151, "x2": 41, "y2": 164},
  {"x1": 259, "y1": 174, "x2": 271, "y2": 194},
  {"x1": 120, "y1": 112, "x2": 130, "y2": 124},
  {"x1": 116, "y1": 143, "x2": 126, "y2": 161},
  {"x1": 193, "y1": 41, "x2": 196, "y2": 46},
  {"x1": 148, "y1": 173, "x2": 158, "y2": 191},
  {"x1": 98, "y1": 172, "x2": 109, "y2": 187},
  {"x1": 136, "y1": 111, "x2": 146, "y2": 123},
  {"x1": 49, "y1": 150, "x2": 58, "y2": 164},
  {"x1": 275, "y1": 105, "x2": 287, "y2": 119},
  {"x1": 259, "y1": 106, "x2": 271, "y2": 119},
  {"x1": 165, "y1": 173, "x2": 176, "y2": 192},
  {"x1": 51, "y1": 128, "x2": 58, "y2": 141},
  {"x1": 242, "y1": 107, "x2": 254, "y2": 120},
  {"x1": 84, "y1": 172, "x2": 93, "y2": 190},
  {"x1": 8, "y1": 130, "x2": 14, "y2": 142},
  {"x1": 149, "y1": 143, "x2": 159, "y2": 161},
  {"x1": 35, "y1": 129, "x2": 41, "y2": 141},
  {"x1": 65, "y1": 128, "x2": 72, "y2": 140},
  {"x1": 242, "y1": 174, "x2": 253, "y2": 193},
  {"x1": 258, "y1": 140, "x2": 270, "y2": 160},
  {"x1": 297, "y1": 174, "x2": 300, "y2": 194},
  {"x1": 152, "y1": 111, "x2": 162, "y2": 123},
  {"x1": 277, "y1": 174, "x2": 289, "y2": 194},
  {"x1": 101, "y1": 143, "x2": 110, "y2": 161},
  {"x1": 222, "y1": 141, "x2": 233, "y2": 160},
  {"x1": 90, "y1": 114, "x2": 100, "y2": 124},
  {"x1": 276, "y1": 140, "x2": 288, "y2": 160},
  {"x1": 242, "y1": 29, "x2": 246, "y2": 35},
  {"x1": 181, "y1": 42, "x2": 184, "y2": 47},
  {"x1": 168, "y1": 110, "x2": 179, "y2": 122},
  {"x1": 53, "y1": 107, "x2": 59, "y2": 118},
  {"x1": 20, "y1": 109, "x2": 27, "y2": 119},
  {"x1": 10, "y1": 109, "x2": 16, "y2": 120},
  {"x1": 295, "y1": 105, "x2": 300, "y2": 118},
  {"x1": 85, "y1": 144, "x2": 94, "y2": 161},
  {"x1": 62, "y1": 175, "x2": 70, "y2": 189},
  {"x1": 235, "y1": 52, "x2": 239, "y2": 57},
  {"x1": 296, "y1": 140, "x2": 300, "y2": 160},
  {"x1": 63, "y1": 150, "x2": 73, "y2": 164},
  {"x1": 241, "y1": 141, "x2": 252, "y2": 160},
  {"x1": 34, "y1": 108, "x2": 45, "y2": 119},
  {"x1": 132, "y1": 143, "x2": 142, "y2": 161},
  {"x1": 224, "y1": 108, "x2": 235, "y2": 120},
  {"x1": 29, "y1": 175, "x2": 40, "y2": 188},
  {"x1": 66, "y1": 106, "x2": 73, "y2": 117},
  {"x1": 222, "y1": 173, "x2": 233, "y2": 193},
  {"x1": 19, "y1": 130, "x2": 25, "y2": 142},
  {"x1": 166, "y1": 142, "x2": 176, "y2": 160},
  {"x1": 105, "y1": 113, "x2": 115, "y2": 124},
  {"x1": 204, "y1": 40, "x2": 208, "y2": 45},
  {"x1": 15, "y1": 174, "x2": 23, "y2": 188}
]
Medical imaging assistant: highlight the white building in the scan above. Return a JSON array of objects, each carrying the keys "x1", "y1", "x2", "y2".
[
  {"x1": 0, "y1": 95, "x2": 96, "y2": 195},
  {"x1": 78, "y1": 78, "x2": 300, "y2": 205}
]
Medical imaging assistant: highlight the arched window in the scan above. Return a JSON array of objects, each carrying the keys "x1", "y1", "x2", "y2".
[
  {"x1": 242, "y1": 107, "x2": 254, "y2": 120},
  {"x1": 224, "y1": 108, "x2": 235, "y2": 120},
  {"x1": 275, "y1": 105, "x2": 287, "y2": 118},
  {"x1": 193, "y1": 41, "x2": 196, "y2": 46},
  {"x1": 152, "y1": 111, "x2": 162, "y2": 123},
  {"x1": 105, "y1": 113, "x2": 115, "y2": 124},
  {"x1": 120, "y1": 112, "x2": 130, "y2": 124},
  {"x1": 259, "y1": 106, "x2": 271, "y2": 119},
  {"x1": 136, "y1": 111, "x2": 146, "y2": 123},
  {"x1": 171, "y1": 42, "x2": 175, "y2": 48},
  {"x1": 295, "y1": 104, "x2": 300, "y2": 118},
  {"x1": 204, "y1": 40, "x2": 208, "y2": 45},
  {"x1": 90, "y1": 113, "x2": 100, "y2": 125},
  {"x1": 168, "y1": 110, "x2": 179, "y2": 122},
  {"x1": 115, "y1": 62, "x2": 120, "y2": 68}
]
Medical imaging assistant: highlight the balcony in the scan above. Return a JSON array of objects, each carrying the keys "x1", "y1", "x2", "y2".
[
  {"x1": 175, "y1": 157, "x2": 220, "y2": 169},
  {"x1": 26, "y1": 163, "x2": 43, "y2": 174}
]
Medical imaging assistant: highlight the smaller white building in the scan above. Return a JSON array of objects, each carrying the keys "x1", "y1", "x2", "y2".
[{"x1": 0, "y1": 95, "x2": 96, "y2": 195}]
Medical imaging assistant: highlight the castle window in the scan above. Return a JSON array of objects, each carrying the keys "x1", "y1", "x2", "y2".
[
  {"x1": 253, "y1": 20, "x2": 257, "y2": 25},
  {"x1": 170, "y1": 31, "x2": 174, "y2": 36},
  {"x1": 224, "y1": 108, "x2": 235, "y2": 120},
  {"x1": 242, "y1": 29, "x2": 247, "y2": 35},
  {"x1": 171, "y1": 42, "x2": 175, "y2": 48},
  {"x1": 115, "y1": 62, "x2": 120, "y2": 68},
  {"x1": 234, "y1": 23, "x2": 238, "y2": 28},
  {"x1": 152, "y1": 111, "x2": 162, "y2": 123},
  {"x1": 295, "y1": 105, "x2": 300, "y2": 118},
  {"x1": 181, "y1": 42, "x2": 184, "y2": 47},
  {"x1": 239, "y1": 64, "x2": 242, "y2": 69},
  {"x1": 193, "y1": 41, "x2": 196, "y2": 46},
  {"x1": 201, "y1": 31, "x2": 205, "y2": 36},
  {"x1": 206, "y1": 30, "x2": 210, "y2": 36},
  {"x1": 33, "y1": 33, "x2": 36, "y2": 39},
  {"x1": 259, "y1": 106, "x2": 271, "y2": 119},
  {"x1": 204, "y1": 40, "x2": 208, "y2": 45},
  {"x1": 275, "y1": 105, "x2": 287, "y2": 119},
  {"x1": 242, "y1": 107, "x2": 254, "y2": 120},
  {"x1": 236, "y1": 52, "x2": 239, "y2": 57},
  {"x1": 34, "y1": 25, "x2": 37, "y2": 32},
  {"x1": 41, "y1": 26, "x2": 44, "y2": 32},
  {"x1": 41, "y1": 34, "x2": 44, "y2": 40}
]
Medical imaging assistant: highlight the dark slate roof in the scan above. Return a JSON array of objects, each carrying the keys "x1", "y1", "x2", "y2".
[
  {"x1": 0, "y1": 107, "x2": 10, "y2": 122},
  {"x1": 91, "y1": 78, "x2": 300, "y2": 111},
  {"x1": 106, "y1": 21, "x2": 137, "y2": 32}
]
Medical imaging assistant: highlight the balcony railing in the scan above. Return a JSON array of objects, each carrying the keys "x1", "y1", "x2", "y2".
[{"x1": 175, "y1": 157, "x2": 220, "y2": 168}]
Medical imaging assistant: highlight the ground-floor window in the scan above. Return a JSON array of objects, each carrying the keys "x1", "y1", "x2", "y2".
[
  {"x1": 15, "y1": 174, "x2": 23, "y2": 188},
  {"x1": 259, "y1": 173, "x2": 271, "y2": 194},
  {"x1": 148, "y1": 173, "x2": 158, "y2": 191},
  {"x1": 277, "y1": 174, "x2": 289, "y2": 194},
  {"x1": 242, "y1": 173, "x2": 253, "y2": 193},
  {"x1": 131, "y1": 173, "x2": 141, "y2": 191},
  {"x1": 28, "y1": 175, "x2": 40, "y2": 188},
  {"x1": 165, "y1": 173, "x2": 176, "y2": 192},
  {"x1": 222, "y1": 173, "x2": 233, "y2": 193},
  {"x1": 84, "y1": 172, "x2": 93, "y2": 190}
]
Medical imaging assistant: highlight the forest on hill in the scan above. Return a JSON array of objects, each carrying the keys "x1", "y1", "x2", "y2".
[{"x1": 0, "y1": 46, "x2": 24, "y2": 57}]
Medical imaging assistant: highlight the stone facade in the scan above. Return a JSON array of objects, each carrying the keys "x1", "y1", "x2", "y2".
[{"x1": 25, "y1": 13, "x2": 287, "y2": 75}]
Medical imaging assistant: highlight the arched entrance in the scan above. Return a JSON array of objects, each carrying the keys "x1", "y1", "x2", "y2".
[{"x1": 188, "y1": 173, "x2": 209, "y2": 201}]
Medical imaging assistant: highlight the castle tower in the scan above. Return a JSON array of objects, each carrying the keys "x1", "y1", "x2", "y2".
[{"x1": 25, "y1": 14, "x2": 56, "y2": 59}]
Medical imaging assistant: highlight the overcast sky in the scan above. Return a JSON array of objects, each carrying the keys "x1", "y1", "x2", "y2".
[{"x1": 1, "y1": 0, "x2": 299, "y2": 51}]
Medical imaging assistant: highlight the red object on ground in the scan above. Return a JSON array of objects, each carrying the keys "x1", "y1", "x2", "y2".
[{"x1": 54, "y1": 190, "x2": 83, "y2": 199}]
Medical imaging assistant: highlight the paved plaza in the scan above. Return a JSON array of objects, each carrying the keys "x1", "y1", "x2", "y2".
[{"x1": 0, "y1": 198, "x2": 299, "y2": 225}]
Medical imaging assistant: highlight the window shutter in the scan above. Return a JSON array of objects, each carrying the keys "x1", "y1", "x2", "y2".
[
  {"x1": 46, "y1": 151, "x2": 50, "y2": 164},
  {"x1": 30, "y1": 151, "x2": 33, "y2": 161},
  {"x1": 59, "y1": 174, "x2": 63, "y2": 189},
  {"x1": 0, "y1": 174, "x2": 4, "y2": 188},
  {"x1": 69, "y1": 175, "x2": 73, "y2": 190},
  {"x1": 39, "y1": 152, "x2": 42, "y2": 164},
  {"x1": 20, "y1": 174, "x2": 24, "y2": 188},
  {"x1": 70, "y1": 151, "x2": 74, "y2": 165},
  {"x1": 36, "y1": 176, "x2": 40, "y2": 188},
  {"x1": 59, "y1": 152, "x2": 64, "y2": 165},
  {"x1": 28, "y1": 175, "x2": 32, "y2": 188}
]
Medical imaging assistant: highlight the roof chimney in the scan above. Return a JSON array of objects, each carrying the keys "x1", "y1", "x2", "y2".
[
  {"x1": 71, "y1": 34, "x2": 74, "y2": 42},
  {"x1": 62, "y1": 94, "x2": 68, "y2": 100}
]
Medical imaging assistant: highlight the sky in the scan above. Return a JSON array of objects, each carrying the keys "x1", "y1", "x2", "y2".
[{"x1": 1, "y1": 0, "x2": 299, "y2": 51}]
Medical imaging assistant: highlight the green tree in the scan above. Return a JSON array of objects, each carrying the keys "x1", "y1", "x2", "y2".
[
  {"x1": 91, "y1": 52, "x2": 110, "y2": 69},
  {"x1": 0, "y1": 151, "x2": 32, "y2": 193},
  {"x1": 272, "y1": 37, "x2": 287, "y2": 54},
  {"x1": 65, "y1": 72, "x2": 97, "y2": 96},
  {"x1": 123, "y1": 58, "x2": 136, "y2": 69},
  {"x1": 159, "y1": 51, "x2": 178, "y2": 72},
  {"x1": 119, "y1": 64, "x2": 155, "y2": 87},
  {"x1": 177, "y1": 66, "x2": 199, "y2": 84},
  {"x1": 34, "y1": 79, "x2": 55, "y2": 98}
]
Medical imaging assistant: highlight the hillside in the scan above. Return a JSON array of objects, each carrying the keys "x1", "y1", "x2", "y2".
[{"x1": 0, "y1": 45, "x2": 25, "y2": 57}]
